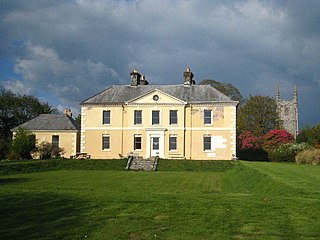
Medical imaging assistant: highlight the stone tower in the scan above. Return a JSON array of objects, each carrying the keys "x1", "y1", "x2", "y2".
[{"x1": 276, "y1": 84, "x2": 298, "y2": 138}]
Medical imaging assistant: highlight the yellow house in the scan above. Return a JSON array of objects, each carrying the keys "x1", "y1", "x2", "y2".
[
  {"x1": 80, "y1": 68, "x2": 238, "y2": 160},
  {"x1": 12, "y1": 110, "x2": 80, "y2": 158}
]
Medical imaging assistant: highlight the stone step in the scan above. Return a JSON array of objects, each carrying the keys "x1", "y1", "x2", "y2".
[{"x1": 126, "y1": 156, "x2": 159, "y2": 171}]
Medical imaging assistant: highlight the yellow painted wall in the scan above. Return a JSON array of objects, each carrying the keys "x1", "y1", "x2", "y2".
[{"x1": 32, "y1": 131, "x2": 79, "y2": 158}]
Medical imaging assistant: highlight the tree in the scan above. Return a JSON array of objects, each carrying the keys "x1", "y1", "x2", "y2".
[
  {"x1": 10, "y1": 128, "x2": 36, "y2": 159},
  {"x1": 297, "y1": 123, "x2": 320, "y2": 148},
  {"x1": 0, "y1": 90, "x2": 58, "y2": 139},
  {"x1": 237, "y1": 95, "x2": 281, "y2": 136},
  {"x1": 199, "y1": 79, "x2": 245, "y2": 105},
  {"x1": 75, "y1": 114, "x2": 81, "y2": 125}
]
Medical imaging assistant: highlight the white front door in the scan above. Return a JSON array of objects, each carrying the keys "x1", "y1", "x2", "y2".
[
  {"x1": 151, "y1": 137, "x2": 160, "y2": 157},
  {"x1": 147, "y1": 130, "x2": 165, "y2": 158}
]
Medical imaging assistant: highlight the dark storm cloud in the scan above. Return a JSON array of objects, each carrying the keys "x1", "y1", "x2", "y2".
[{"x1": 0, "y1": 0, "x2": 319, "y2": 125}]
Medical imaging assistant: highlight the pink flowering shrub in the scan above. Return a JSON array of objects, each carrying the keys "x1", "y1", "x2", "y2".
[
  {"x1": 262, "y1": 130, "x2": 294, "y2": 152},
  {"x1": 237, "y1": 131, "x2": 261, "y2": 150},
  {"x1": 237, "y1": 131, "x2": 268, "y2": 161}
]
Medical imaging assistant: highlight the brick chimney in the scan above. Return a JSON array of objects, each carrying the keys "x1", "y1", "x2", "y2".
[
  {"x1": 183, "y1": 67, "x2": 195, "y2": 85},
  {"x1": 130, "y1": 69, "x2": 141, "y2": 86},
  {"x1": 64, "y1": 108, "x2": 72, "y2": 118},
  {"x1": 140, "y1": 74, "x2": 149, "y2": 85}
]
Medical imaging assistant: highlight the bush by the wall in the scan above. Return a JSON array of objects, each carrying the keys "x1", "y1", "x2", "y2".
[
  {"x1": 237, "y1": 131, "x2": 268, "y2": 161},
  {"x1": 295, "y1": 149, "x2": 320, "y2": 165},
  {"x1": 35, "y1": 141, "x2": 64, "y2": 159},
  {"x1": 268, "y1": 142, "x2": 313, "y2": 162}
]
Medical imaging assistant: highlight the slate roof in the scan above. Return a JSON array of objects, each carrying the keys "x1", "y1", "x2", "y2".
[
  {"x1": 12, "y1": 114, "x2": 80, "y2": 131},
  {"x1": 81, "y1": 84, "x2": 235, "y2": 105}
]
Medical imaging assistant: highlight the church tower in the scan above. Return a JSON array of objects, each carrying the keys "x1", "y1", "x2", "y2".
[{"x1": 276, "y1": 84, "x2": 299, "y2": 138}]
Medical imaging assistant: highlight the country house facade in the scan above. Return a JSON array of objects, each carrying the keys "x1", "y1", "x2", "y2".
[{"x1": 80, "y1": 68, "x2": 238, "y2": 160}]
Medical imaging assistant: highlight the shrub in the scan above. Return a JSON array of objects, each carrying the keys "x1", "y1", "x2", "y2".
[
  {"x1": 10, "y1": 128, "x2": 36, "y2": 159},
  {"x1": 237, "y1": 131, "x2": 261, "y2": 150},
  {"x1": 237, "y1": 131, "x2": 267, "y2": 161},
  {"x1": 35, "y1": 141, "x2": 64, "y2": 159},
  {"x1": 263, "y1": 129, "x2": 294, "y2": 152},
  {"x1": 268, "y1": 142, "x2": 313, "y2": 162},
  {"x1": 296, "y1": 149, "x2": 320, "y2": 165}
]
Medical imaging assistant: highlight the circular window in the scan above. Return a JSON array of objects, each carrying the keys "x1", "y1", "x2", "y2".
[{"x1": 153, "y1": 95, "x2": 159, "y2": 101}]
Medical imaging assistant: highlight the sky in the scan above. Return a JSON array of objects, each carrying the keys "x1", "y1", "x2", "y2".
[{"x1": 0, "y1": 0, "x2": 319, "y2": 127}]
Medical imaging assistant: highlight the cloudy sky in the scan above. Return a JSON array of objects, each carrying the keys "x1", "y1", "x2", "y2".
[{"x1": 0, "y1": 0, "x2": 319, "y2": 127}]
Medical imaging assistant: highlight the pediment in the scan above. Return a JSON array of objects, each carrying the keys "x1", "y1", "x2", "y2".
[{"x1": 127, "y1": 89, "x2": 186, "y2": 105}]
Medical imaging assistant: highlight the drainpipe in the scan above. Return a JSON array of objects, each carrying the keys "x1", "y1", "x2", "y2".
[
  {"x1": 121, "y1": 104, "x2": 124, "y2": 156},
  {"x1": 190, "y1": 105, "x2": 192, "y2": 160},
  {"x1": 183, "y1": 105, "x2": 186, "y2": 158}
]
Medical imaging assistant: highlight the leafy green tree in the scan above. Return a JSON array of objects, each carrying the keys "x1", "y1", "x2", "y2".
[
  {"x1": 10, "y1": 128, "x2": 36, "y2": 159},
  {"x1": 0, "y1": 138, "x2": 11, "y2": 160},
  {"x1": 297, "y1": 123, "x2": 320, "y2": 148},
  {"x1": 0, "y1": 90, "x2": 57, "y2": 139},
  {"x1": 199, "y1": 79, "x2": 245, "y2": 105},
  {"x1": 75, "y1": 114, "x2": 81, "y2": 125},
  {"x1": 237, "y1": 95, "x2": 281, "y2": 136}
]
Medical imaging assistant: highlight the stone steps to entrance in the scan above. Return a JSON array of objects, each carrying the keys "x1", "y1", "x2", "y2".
[{"x1": 126, "y1": 156, "x2": 159, "y2": 171}]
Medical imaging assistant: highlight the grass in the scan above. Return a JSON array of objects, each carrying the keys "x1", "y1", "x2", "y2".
[{"x1": 0, "y1": 159, "x2": 320, "y2": 239}]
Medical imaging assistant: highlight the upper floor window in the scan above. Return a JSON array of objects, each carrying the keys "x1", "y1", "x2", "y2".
[
  {"x1": 134, "y1": 134, "x2": 142, "y2": 150},
  {"x1": 134, "y1": 110, "x2": 142, "y2": 125},
  {"x1": 170, "y1": 110, "x2": 178, "y2": 125},
  {"x1": 169, "y1": 135, "x2": 177, "y2": 151},
  {"x1": 103, "y1": 110, "x2": 110, "y2": 124},
  {"x1": 203, "y1": 135, "x2": 211, "y2": 151},
  {"x1": 102, "y1": 135, "x2": 110, "y2": 150},
  {"x1": 152, "y1": 110, "x2": 160, "y2": 125},
  {"x1": 204, "y1": 110, "x2": 212, "y2": 125},
  {"x1": 52, "y1": 135, "x2": 59, "y2": 148}
]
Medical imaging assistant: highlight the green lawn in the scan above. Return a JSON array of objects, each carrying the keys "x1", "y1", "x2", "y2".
[{"x1": 0, "y1": 159, "x2": 320, "y2": 239}]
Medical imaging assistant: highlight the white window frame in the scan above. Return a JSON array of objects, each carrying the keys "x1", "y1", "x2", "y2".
[
  {"x1": 103, "y1": 110, "x2": 110, "y2": 125},
  {"x1": 169, "y1": 110, "x2": 178, "y2": 125},
  {"x1": 52, "y1": 135, "x2": 59, "y2": 148},
  {"x1": 169, "y1": 135, "x2": 177, "y2": 151},
  {"x1": 102, "y1": 134, "x2": 110, "y2": 150},
  {"x1": 134, "y1": 110, "x2": 142, "y2": 125},
  {"x1": 203, "y1": 135, "x2": 211, "y2": 151},
  {"x1": 152, "y1": 110, "x2": 160, "y2": 125},
  {"x1": 134, "y1": 134, "x2": 142, "y2": 151},
  {"x1": 204, "y1": 110, "x2": 212, "y2": 125}
]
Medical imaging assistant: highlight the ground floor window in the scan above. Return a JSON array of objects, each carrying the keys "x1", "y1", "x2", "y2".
[
  {"x1": 134, "y1": 135, "x2": 142, "y2": 150},
  {"x1": 52, "y1": 135, "x2": 59, "y2": 148},
  {"x1": 102, "y1": 135, "x2": 110, "y2": 150},
  {"x1": 169, "y1": 135, "x2": 177, "y2": 151},
  {"x1": 203, "y1": 135, "x2": 211, "y2": 151}
]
